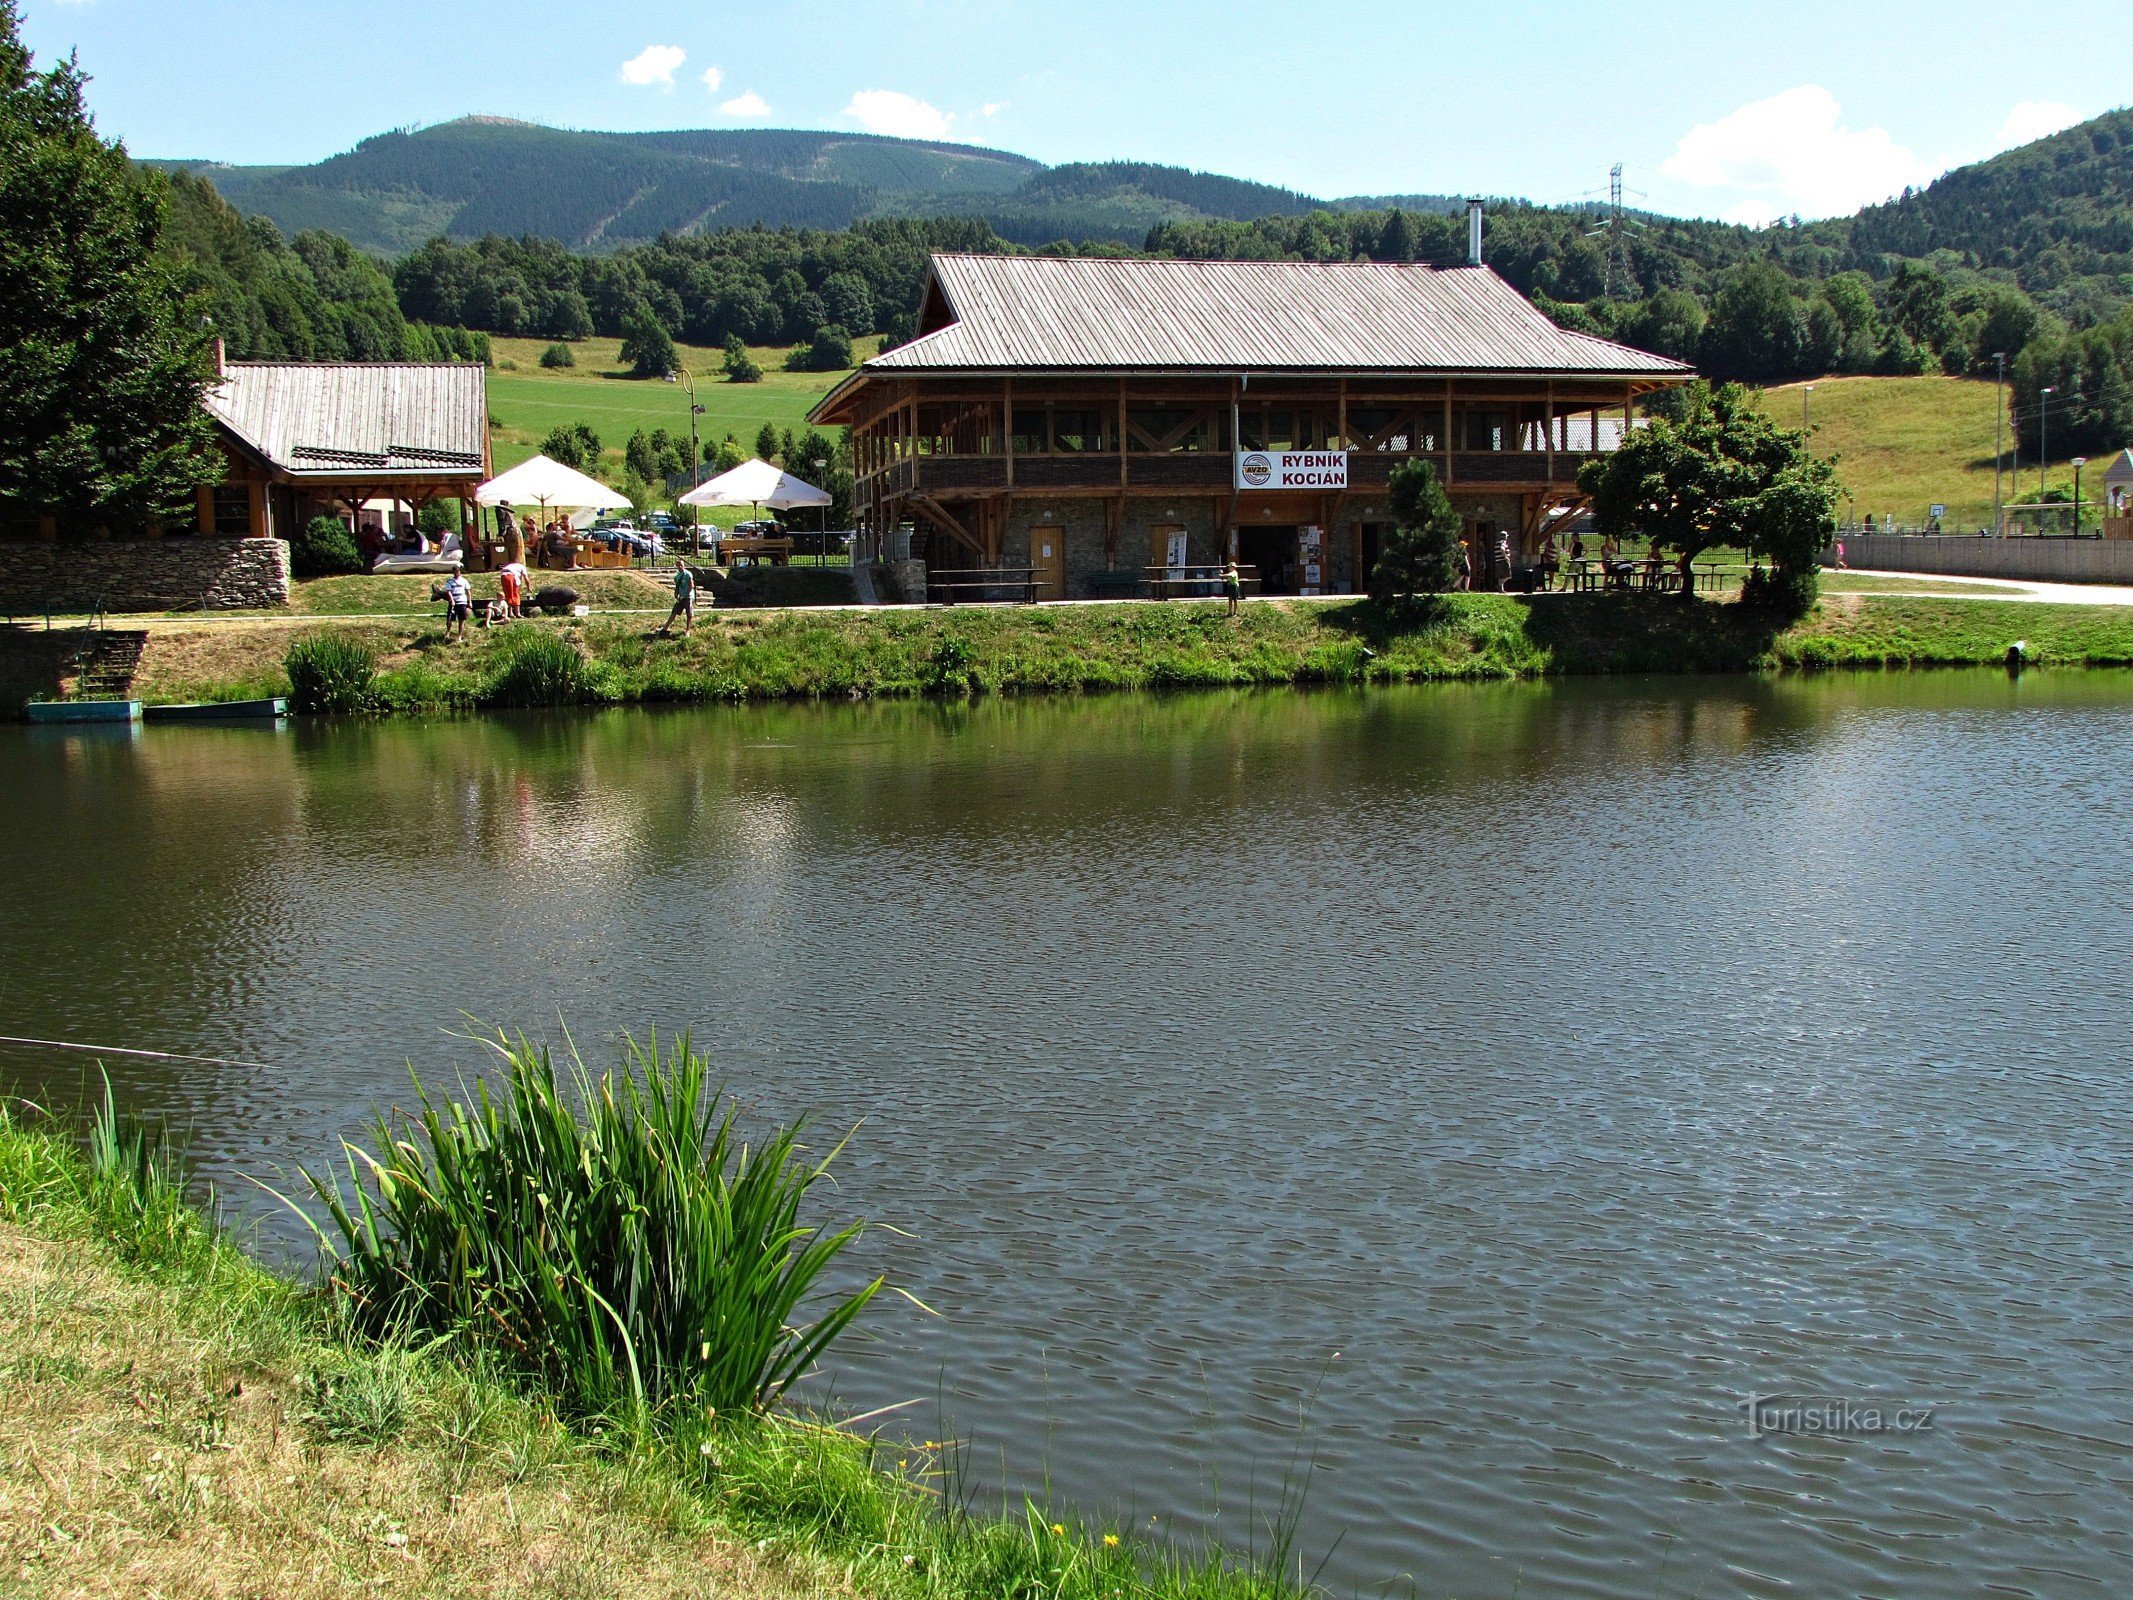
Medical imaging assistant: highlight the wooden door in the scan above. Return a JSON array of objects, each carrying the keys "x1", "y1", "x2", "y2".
[
  {"x1": 1031, "y1": 524, "x2": 1065, "y2": 600},
  {"x1": 1149, "y1": 523, "x2": 1188, "y2": 574}
]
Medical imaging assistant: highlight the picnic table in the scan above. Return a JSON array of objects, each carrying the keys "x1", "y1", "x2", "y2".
[
  {"x1": 927, "y1": 566, "x2": 1039, "y2": 605},
  {"x1": 719, "y1": 535, "x2": 793, "y2": 568}
]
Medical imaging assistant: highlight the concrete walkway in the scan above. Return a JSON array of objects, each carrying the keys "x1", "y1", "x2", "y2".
[{"x1": 1830, "y1": 570, "x2": 2133, "y2": 606}]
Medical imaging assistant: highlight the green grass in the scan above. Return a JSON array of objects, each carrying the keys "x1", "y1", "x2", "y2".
[
  {"x1": 1752, "y1": 374, "x2": 2057, "y2": 531},
  {"x1": 0, "y1": 1058, "x2": 1324, "y2": 1600},
  {"x1": 22, "y1": 590, "x2": 2133, "y2": 720},
  {"x1": 485, "y1": 334, "x2": 871, "y2": 474}
]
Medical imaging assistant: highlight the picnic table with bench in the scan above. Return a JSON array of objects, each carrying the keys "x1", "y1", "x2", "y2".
[
  {"x1": 927, "y1": 566, "x2": 1039, "y2": 604},
  {"x1": 718, "y1": 535, "x2": 793, "y2": 568}
]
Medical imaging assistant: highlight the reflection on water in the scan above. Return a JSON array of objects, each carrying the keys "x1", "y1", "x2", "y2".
[{"x1": 6, "y1": 674, "x2": 2133, "y2": 1599}]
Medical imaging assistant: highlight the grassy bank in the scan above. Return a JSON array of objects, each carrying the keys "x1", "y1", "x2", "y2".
[
  {"x1": 0, "y1": 1056, "x2": 1311, "y2": 1600},
  {"x1": 13, "y1": 591, "x2": 2133, "y2": 715}
]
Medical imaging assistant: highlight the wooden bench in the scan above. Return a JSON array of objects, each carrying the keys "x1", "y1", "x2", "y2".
[{"x1": 927, "y1": 566, "x2": 1039, "y2": 605}]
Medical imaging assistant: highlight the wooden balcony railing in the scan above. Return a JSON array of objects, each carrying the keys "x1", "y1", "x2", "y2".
[{"x1": 863, "y1": 450, "x2": 1599, "y2": 496}]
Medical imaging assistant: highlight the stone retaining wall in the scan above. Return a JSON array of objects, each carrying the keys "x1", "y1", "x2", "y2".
[
  {"x1": 0, "y1": 537, "x2": 290, "y2": 614},
  {"x1": 1836, "y1": 533, "x2": 2133, "y2": 585}
]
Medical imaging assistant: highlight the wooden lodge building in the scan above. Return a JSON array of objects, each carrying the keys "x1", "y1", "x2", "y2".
[{"x1": 812, "y1": 245, "x2": 1693, "y2": 597}]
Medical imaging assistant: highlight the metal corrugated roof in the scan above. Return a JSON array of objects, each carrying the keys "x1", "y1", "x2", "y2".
[
  {"x1": 205, "y1": 363, "x2": 488, "y2": 477},
  {"x1": 865, "y1": 255, "x2": 1692, "y2": 377}
]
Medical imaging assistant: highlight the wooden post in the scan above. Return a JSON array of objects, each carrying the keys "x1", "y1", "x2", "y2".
[
  {"x1": 1337, "y1": 378, "x2": 1348, "y2": 453},
  {"x1": 196, "y1": 485, "x2": 214, "y2": 535},
  {"x1": 1545, "y1": 380, "x2": 1555, "y2": 483},
  {"x1": 1118, "y1": 375, "x2": 1129, "y2": 491},
  {"x1": 1443, "y1": 385, "x2": 1455, "y2": 485},
  {"x1": 247, "y1": 481, "x2": 267, "y2": 540},
  {"x1": 1004, "y1": 377, "x2": 1015, "y2": 491}
]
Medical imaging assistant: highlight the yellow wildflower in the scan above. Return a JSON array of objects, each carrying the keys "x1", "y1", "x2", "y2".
[{"x1": 1103, "y1": 1534, "x2": 1120, "y2": 1548}]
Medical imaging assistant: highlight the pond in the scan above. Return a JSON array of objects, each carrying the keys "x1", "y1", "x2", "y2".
[{"x1": 4, "y1": 674, "x2": 2131, "y2": 1599}]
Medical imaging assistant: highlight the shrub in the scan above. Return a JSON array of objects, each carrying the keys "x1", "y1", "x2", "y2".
[
  {"x1": 785, "y1": 324, "x2": 853, "y2": 373},
  {"x1": 302, "y1": 1030, "x2": 881, "y2": 1424},
  {"x1": 480, "y1": 627, "x2": 600, "y2": 707},
  {"x1": 284, "y1": 632, "x2": 378, "y2": 713},
  {"x1": 539, "y1": 342, "x2": 575, "y2": 369},
  {"x1": 290, "y1": 514, "x2": 361, "y2": 579}
]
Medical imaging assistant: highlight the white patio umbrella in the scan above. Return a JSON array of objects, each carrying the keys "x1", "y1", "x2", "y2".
[
  {"x1": 678, "y1": 458, "x2": 834, "y2": 563},
  {"x1": 475, "y1": 454, "x2": 632, "y2": 519}
]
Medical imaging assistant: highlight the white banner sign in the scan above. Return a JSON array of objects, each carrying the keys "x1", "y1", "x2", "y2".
[{"x1": 1235, "y1": 450, "x2": 1348, "y2": 491}]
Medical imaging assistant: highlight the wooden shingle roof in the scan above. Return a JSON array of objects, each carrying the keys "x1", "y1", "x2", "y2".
[
  {"x1": 866, "y1": 254, "x2": 1692, "y2": 378},
  {"x1": 205, "y1": 362, "x2": 488, "y2": 480}
]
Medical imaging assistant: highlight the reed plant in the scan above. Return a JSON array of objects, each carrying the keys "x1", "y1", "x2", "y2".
[
  {"x1": 283, "y1": 631, "x2": 378, "y2": 713},
  {"x1": 301, "y1": 1030, "x2": 879, "y2": 1427},
  {"x1": 479, "y1": 627, "x2": 604, "y2": 708}
]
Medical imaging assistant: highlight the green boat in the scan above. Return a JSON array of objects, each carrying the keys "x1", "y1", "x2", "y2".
[
  {"x1": 26, "y1": 699, "x2": 141, "y2": 724},
  {"x1": 142, "y1": 698, "x2": 288, "y2": 723}
]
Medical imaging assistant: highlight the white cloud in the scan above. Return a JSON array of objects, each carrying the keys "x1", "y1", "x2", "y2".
[
  {"x1": 720, "y1": 90, "x2": 772, "y2": 119},
  {"x1": 1661, "y1": 86, "x2": 1936, "y2": 222},
  {"x1": 980, "y1": 101, "x2": 1008, "y2": 118},
  {"x1": 844, "y1": 89, "x2": 956, "y2": 141},
  {"x1": 699, "y1": 65, "x2": 724, "y2": 94},
  {"x1": 1996, "y1": 100, "x2": 2080, "y2": 149},
  {"x1": 620, "y1": 45, "x2": 686, "y2": 88}
]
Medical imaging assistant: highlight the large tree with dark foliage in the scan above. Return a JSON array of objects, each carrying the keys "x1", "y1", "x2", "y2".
[
  {"x1": 1578, "y1": 383, "x2": 1839, "y2": 614},
  {"x1": 0, "y1": 3, "x2": 220, "y2": 531}
]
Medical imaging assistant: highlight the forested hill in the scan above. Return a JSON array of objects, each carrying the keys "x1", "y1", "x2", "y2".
[
  {"x1": 148, "y1": 118, "x2": 1342, "y2": 254},
  {"x1": 1848, "y1": 107, "x2": 2133, "y2": 316}
]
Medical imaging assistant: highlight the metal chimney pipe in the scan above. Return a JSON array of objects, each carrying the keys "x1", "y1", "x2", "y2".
[{"x1": 1466, "y1": 200, "x2": 1484, "y2": 266}]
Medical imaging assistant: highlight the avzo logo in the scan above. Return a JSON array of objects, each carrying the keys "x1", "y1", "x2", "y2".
[{"x1": 1745, "y1": 1393, "x2": 1937, "y2": 1440}]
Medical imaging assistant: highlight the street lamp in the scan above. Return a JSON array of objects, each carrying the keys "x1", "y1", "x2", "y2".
[
  {"x1": 2039, "y1": 386, "x2": 2055, "y2": 506},
  {"x1": 2072, "y1": 456, "x2": 2088, "y2": 537},
  {"x1": 670, "y1": 365, "x2": 707, "y2": 546},
  {"x1": 1802, "y1": 383, "x2": 1815, "y2": 433},
  {"x1": 1993, "y1": 352, "x2": 2007, "y2": 535}
]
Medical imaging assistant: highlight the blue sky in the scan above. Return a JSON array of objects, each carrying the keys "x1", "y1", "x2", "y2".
[{"x1": 22, "y1": 0, "x2": 2130, "y2": 224}]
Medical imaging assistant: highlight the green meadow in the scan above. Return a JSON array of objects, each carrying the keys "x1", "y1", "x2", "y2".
[{"x1": 484, "y1": 334, "x2": 877, "y2": 474}]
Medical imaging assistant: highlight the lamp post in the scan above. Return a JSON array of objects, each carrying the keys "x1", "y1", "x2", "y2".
[
  {"x1": 2039, "y1": 386, "x2": 2055, "y2": 507},
  {"x1": 1802, "y1": 383, "x2": 1815, "y2": 433},
  {"x1": 2073, "y1": 456, "x2": 2088, "y2": 537},
  {"x1": 671, "y1": 365, "x2": 705, "y2": 550},
  {"x1": 1993, "y1": 352, "x2": 2007, "y2": 534}
]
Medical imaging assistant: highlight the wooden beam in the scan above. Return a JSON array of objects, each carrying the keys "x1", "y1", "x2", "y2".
[{"x1": 908, "y1": 495, "x2": 985, "y2": 560}]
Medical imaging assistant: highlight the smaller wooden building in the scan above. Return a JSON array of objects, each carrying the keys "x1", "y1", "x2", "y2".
[{"x1": 203, "y1": 357, "x2": 491, "y2": 557}]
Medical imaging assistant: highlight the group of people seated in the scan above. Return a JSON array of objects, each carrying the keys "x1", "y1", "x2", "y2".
[
  {"x1": 493, "y1": 507, "x2": 584, "y2": 569},
  {"x1": 1460, "y1": 531, "x2": 1682, "y2": 595}
]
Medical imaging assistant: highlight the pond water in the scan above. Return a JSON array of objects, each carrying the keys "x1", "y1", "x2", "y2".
[{"x1": 4, "y1": 675, "x2": 2132, "y2": 1599}]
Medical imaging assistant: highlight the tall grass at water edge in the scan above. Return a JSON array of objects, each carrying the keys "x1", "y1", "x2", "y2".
[{"x1": 299, "y1": 1030, "x2": 880, "y2": 1428}]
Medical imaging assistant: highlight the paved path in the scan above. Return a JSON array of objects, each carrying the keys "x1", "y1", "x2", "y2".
[{"x1": 1830, "y1": 570, "x2": 2133, "y2": 606}]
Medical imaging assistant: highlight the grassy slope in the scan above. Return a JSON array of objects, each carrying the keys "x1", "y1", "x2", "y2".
[
  {"x1": 82, "y1": 592, "x2": 2133, "y2": 714},
  {"x1": 1753, "y1": 375, "x2": 2033, "y2": 531},
  {"x1": 485, "y1": 335, "x2": 871, "y2": 477}
]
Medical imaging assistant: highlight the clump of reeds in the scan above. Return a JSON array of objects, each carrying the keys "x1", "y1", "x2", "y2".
[
  {"x1": 301, "y1": 1030, "x2": 878, "y2": 1428},
  {"x1": 283, "y1": 632, "x2": 378, "y2": 713},
  {"x1": 479, "y1": 628, "x2": 603, "y2": 707}
]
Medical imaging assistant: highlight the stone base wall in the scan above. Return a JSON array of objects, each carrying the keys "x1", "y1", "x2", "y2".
[
  {"x1": 1832, "y1": 533, "x2": 2133, "y2": 585},
  {"x1": 0, "y1": 537, "x2": 290, "y2": 614}
]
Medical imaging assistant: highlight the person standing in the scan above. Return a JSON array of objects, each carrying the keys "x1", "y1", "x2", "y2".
[
  {"x1": 1223, "y1": 558, "x2": 1243, "y2": 618},
  {"x1": 443, "y1": 569, "x2": 472, "y2": 640},
  {"x1": 661, "y1": 560, "x2": 697, "y2": 635}
]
